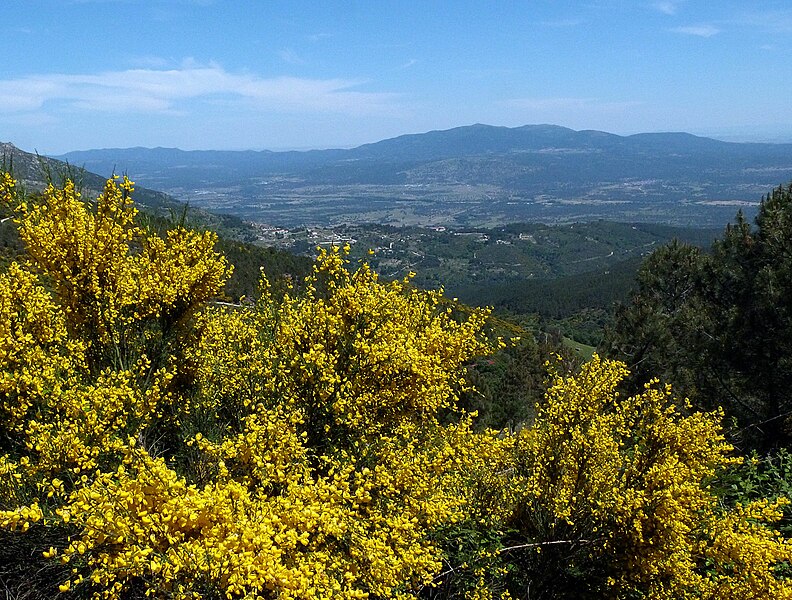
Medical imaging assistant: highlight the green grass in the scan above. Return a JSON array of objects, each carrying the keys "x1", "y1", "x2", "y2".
[{"x1": 562, "y1": 336, "x2": 596, "y2": 361}]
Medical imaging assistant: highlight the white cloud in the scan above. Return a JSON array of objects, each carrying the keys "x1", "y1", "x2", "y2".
[
  {"x1": 671, "y1": 24, "x2": 720, "y2": 37},
  {"x1": 652, "y1": 1, "x2": 681, "y2": 16},
  {"x1": 278, "y1": 49, "x2": 307, "y2": 66},
  {"x1": 0, "y1": 64, "x2": 402, "y2": 117}
]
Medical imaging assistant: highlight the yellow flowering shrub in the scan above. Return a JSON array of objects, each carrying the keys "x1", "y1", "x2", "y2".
[
  {"x1": 165, "y1": 247, "x2": 498, "y2": 598},
  {"x1": 14, "y1": 175, "x2": 228, "y2": 374},
  {"x1": 1, "y1": 171, "x2": 790, "y2": 600},
  {"x1": 0, "y1": 174, "x2": 498, "y2": 598},
  {"x1": 498, "y1": 355, "x2": 792, "y2": 599},
  {"x1": 0, "y1": 261, "x2": 81, "y2": 434}
]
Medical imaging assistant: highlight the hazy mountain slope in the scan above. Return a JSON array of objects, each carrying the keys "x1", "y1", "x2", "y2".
[
  {"x1": 54, "y1": 124, "x2": 792, "y2": 228},
  {"x1": 59, "y1": 124, "x2": 792, "y2": 183},
  {"x1": 0, "y1": 142, "x2": 261, "y2": 241},
  {"x1": 1, "y1": 142, "x2": 183, "y2": 213}
]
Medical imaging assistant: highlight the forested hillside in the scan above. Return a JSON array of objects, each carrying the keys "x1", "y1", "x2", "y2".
[
  {"x1": 606, "y1": 182, "x2": 792, "y2": 451},
  {"x1": 2, "y1": 172, "x2": 792, "y2": 599}
]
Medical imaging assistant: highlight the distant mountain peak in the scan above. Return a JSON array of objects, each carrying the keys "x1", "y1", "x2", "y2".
[{"x1": 46, "y1": 123, "x2": 792, "y2": 229}]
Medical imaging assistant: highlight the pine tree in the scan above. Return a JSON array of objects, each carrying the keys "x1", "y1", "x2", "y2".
[{"x1": 606, "y1": 183, "x2": 792, "y2": 449}]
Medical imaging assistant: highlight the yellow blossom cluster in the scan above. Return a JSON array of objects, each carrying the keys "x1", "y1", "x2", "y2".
[
  {"x1": 0, "y1": 174, "x2": 499, "y2": 598},
  {"x1": 0, "y1": 261, "x2": 81, "y2": 434},
  {"x1": 191, "y1": 247, "x2": 493, "y2": 445},
  {"x1": 14, "y1": 175, "x2": 228, "y2": 371},
  {"x1": 1, "y1": 172, "x2": 790, "y2": 600},
  {"x1": 505, "y1": 355, "x2": 792, "y2": 599}
]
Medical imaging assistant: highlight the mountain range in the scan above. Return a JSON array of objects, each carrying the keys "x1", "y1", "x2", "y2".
[{"x1": 48, "y1": 123, "x2": 792, "y2": 228}]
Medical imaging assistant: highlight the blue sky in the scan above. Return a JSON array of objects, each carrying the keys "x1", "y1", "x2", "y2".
[{"x1": 2, "y1": 1, "x2": 792, "y2": 153}]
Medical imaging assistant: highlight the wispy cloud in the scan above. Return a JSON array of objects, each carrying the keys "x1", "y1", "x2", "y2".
[
  {"x1": 398, "y1": 59, "x2": 418, "y2": 70},
  {"x1": 671, "y1": 24, "x2": 720, "y2": 37},
  {"x1": 0, "y1": 64, "x2": 403, "y2": 117},
  {"x1": 652, "y1": 1, "x2": 682, "y2": 16},
  {"x1": 278, "y1": 49, "x2": 307, "y2": 66},
  {"x1": 307, "y1": 32, "x2": 334, "y2": 43}
]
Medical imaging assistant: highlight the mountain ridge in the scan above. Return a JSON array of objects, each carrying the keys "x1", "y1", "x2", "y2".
[
  {"x1": 57, "y1": 123, "x2": 756, "y2": 163},
  {"x1": 50, "y1": 124, "x2": 792, "y2": 228}
]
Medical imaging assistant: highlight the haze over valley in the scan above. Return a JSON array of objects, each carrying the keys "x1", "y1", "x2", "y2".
[
  {"x1": 56, "y1": 124, "x2": 792, "y2": 229},
  {"x1": 0, "y1": 139, "x2": 721, "y2": 339}
]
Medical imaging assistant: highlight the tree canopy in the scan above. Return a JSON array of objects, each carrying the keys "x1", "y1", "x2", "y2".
[{"x1": 606, "y1": 183, "x2": 792, "y2": 450}]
